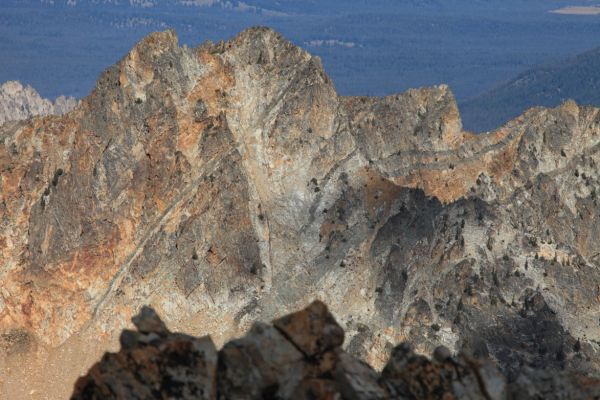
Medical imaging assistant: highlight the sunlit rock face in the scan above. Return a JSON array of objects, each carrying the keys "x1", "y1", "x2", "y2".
[
  {"x1": 0, "y1": 80, "x2": 77, "y2": 125},
  {"x1": 1, "y1": 27, "x2": 599, "y2": 398}
]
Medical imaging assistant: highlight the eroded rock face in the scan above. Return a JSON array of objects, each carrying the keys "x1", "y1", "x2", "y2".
[
  {"x1": 1, "y1": 27, "x2": 600, "y2": 397},
  {"x1": 72, "y1": 303, "x2": 600, "y2": 400},
  {"x1": 0, "y1": 80, "x2": 77, "y2": 125}
]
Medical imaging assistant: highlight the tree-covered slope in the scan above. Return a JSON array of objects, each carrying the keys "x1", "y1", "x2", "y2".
[{"x1": 461, "y1": 46, "x2": 600, "y2": 132}]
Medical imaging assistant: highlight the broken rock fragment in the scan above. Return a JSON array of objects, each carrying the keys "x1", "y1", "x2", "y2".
[{"x1": 71, "y1": 303, "x2": 600, "y2": 400}]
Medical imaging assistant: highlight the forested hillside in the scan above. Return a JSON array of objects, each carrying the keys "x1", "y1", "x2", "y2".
[{"x1": 461, "y1": 46, "x2": 600, "y2": 132}]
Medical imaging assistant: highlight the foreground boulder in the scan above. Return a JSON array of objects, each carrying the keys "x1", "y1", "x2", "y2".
[
  {"x1": 72, "y1": 302, "x2": 600, "y2": 399},
  {"x1": 72, "y1": 307, "x2": 217, "y2": 399}
]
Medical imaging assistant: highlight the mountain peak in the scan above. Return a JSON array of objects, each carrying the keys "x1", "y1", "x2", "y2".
[
  {"x1": 1, "y1": 28, "x2": 600, "y2": 398},
  {"x1": 133, "y1": 28, "x2": 179, "y2": 52},
  {"x1": 233, "y1": 25, "x2": 284, "y2": 43},
  {"x1": 0, "y1": 80, "x2": 77, "y2": 125}
]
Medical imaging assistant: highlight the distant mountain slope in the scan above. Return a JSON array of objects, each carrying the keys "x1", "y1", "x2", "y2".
[
  {"x1": 460, "y1": 46, "x2": 600, "y2": 132},
  {"x1": 0, "y1": 81, "x2": 77, "y2": 125}
]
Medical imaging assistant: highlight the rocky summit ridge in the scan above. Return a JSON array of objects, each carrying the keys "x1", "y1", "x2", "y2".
[
  {"x1": 0, "y1": 80, "x2": 77, "y2": 126},
  {"x1": 0, "y1": 27, "x2": 599, "y2": 398},
  {"x1": 72, "y1": 302, "x2": 600, "y2": 400}
]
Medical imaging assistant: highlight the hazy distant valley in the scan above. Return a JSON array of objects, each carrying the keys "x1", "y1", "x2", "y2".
[{"x1": 461, "y1": 45, "x2": 600, "y2": 132}]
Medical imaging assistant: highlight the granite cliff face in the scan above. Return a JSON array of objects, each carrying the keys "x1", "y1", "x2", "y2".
[
  {"x1": 0, "y1": 81, "x2": 77, "y2": 126},
  {"x1": 1, "y1": 27, "x2": 599, "y2": 398}
]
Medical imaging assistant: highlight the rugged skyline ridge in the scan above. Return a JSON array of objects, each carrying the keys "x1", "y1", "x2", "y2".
[
  {"x1": 1, "y1": 27, "x2": 599, "y2": 398},
  {"x1": 0, "y1": 81, "x2": 77, "y2": 126}
]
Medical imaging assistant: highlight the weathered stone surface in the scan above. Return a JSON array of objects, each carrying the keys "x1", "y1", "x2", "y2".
[
  {"x1": 334, "y1": 352, "x2": 387, "y2": 400},
  {"x1": 380, "y1": 342, "x2": 511, "y2": 400},
  {"x1": 273, "y1": 300, "x2": 345, "y2": 357},
  {"x1": 72, "y1": 304, "x2": 600, "y2": 400},
  {"x1": 72, "y1": 309, "x2": 217, "y2": 400},
  {"x1": 384, "y1": 345, "x2": 503, "y2": 400},
  {"x1": 1, "y1": 27, "x2": 600, "y2": 397},
  {"x1": 508, "y1": 367, "x2": 600, "y2": 400},
  {"x1": 217, "y1": 322, "x2": 305, "y2": 399},
  {"x1": 0, "y1": 80, "x2": 77, "y2": 125}
]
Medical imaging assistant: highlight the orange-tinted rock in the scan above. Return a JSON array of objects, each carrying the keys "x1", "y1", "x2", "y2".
[
  {"x1": 273, "y1": 300, "x2": 345, "y2": 357},
  {"x1": 291, "y1": 379, "x2": 343, "y2": 400},
  {"x1": 381, "y1": 343, "x2": 506, "y2": 400},
  {"x1": 1, "y1": 27, "x2": 600, "y2": 398},
  {"x1": 72, "y1": 310, "x2": 217, "y2": 400}
]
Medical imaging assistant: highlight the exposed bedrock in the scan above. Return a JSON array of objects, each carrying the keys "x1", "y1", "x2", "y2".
[
  {"x1": 72, "y1": 303, "x2": 600, "y2": 400},
  {"x1": 0, "y1": 27, "x2": 599, "y2": 397}
]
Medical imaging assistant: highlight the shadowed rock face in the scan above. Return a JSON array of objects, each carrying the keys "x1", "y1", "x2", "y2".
[
  {"x1": 1, "y1": 27, "x2": 600, "y2": 397},
  {"x1": 72, "y1": 303, "x2": 600, "y2": 400}
]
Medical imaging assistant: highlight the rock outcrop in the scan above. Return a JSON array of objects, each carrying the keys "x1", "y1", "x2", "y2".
[
  {"x1": 72, "y1": 303, "x2": 600, "y2": 400},
  {"x1": 1, "y1": 27, "x2": 600, "y2": 398},
  {"x1": 0, "y1": 80, "x2": 77, "y2": 125}
]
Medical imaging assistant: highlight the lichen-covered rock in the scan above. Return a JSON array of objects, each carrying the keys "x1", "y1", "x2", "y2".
[
  {"x1": 380, "y1": 343, "x2": 506, "y2": 400},
  {"x1": 508, "y1": 367, "x2": 600, "y2": 400},
  {"x1": 1, "y1": 27, "x2": 600, "y2": 397},
  {"x1": 72, "y1": 309, "x2": 217, "y2": 400},
  {"x1": 71, "y1": 304, "x2": 600, "y2": 400}
]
